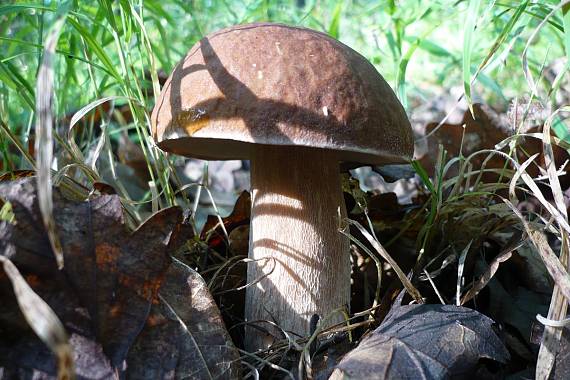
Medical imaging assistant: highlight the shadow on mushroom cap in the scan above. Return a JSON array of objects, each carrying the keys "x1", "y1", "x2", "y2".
[{"x1": 152, "y1": 23, "x2": 413, "y2": 165}]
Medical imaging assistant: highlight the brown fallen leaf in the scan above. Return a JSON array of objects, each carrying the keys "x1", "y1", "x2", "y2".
[
  {"x1": 128, "y1": 259, "x2": 241, "y2": 379},
  {"x1": 0, "y1": 177, "x2": 240, "y2": 378},
  {"x1": 228, "y1": 224, "x2": 250, "y2": 256},
  {"x1": 419, "y1": 103, "x2": 570, "y2": 189},
  {"x1": 0, "y1": 177, "x2": 179, "y2": 374},
  {"x1": 419, "y1": 103, "x2": 510, "y2": 178},
  {"x1": 330, "y1": 304, "x2": 509, "y2": 379},
  {"x1": 33, "y1": 180, "x2": 181, "y2": 368},
  {"x1": 0, "y1": 270, "x2": 115, "y2": 380},
  {"x1": 201, "y1": 190, "x2": 251, "y2": 252}
]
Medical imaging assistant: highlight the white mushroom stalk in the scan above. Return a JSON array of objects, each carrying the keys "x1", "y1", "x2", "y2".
[{"x1": 244, "y1": 145, "x2": 350, "y2": 349}]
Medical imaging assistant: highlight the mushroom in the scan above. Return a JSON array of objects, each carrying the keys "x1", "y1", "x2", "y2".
[{"x1": 151, "y1": 23, "x2": 413, "y2": 350}]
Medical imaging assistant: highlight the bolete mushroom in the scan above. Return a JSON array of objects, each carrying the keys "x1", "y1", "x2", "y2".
[{"x1": 151, "y1": 23, "x2": 413, "y2": 350}]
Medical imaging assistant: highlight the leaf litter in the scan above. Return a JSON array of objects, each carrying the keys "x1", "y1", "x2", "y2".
[{"x1": 0, "y1": 177, "x2": 239, "y2": 379}]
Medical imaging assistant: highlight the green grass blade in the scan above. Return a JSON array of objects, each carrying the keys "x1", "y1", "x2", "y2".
[
  {"x1": 463, "y1": 0, "x2": 482, "y2": 116},
  {"x1": 0, "y1": 36, "x2": 116, "y2": 77},
  {"x1": 552, "y1": 115, "x2": 570, "y2": 145},
  {"x1": 404, "y1": 36, "x2": 452, "y2": 58},
  {"x1": 412, "y1": 159, "x2": 435, "y2": 193},
  {"x1": 67, "y1": 17, "x2": 122, "y2": 81},
  {"x1": 0, "y1": 4, "x2": 56, "y2": 16},
  {"x1": 477, "y1": 0, "x2": 528, "y2": 75},
  {"x1": 557, "y1": 2, "x2": 570, "y2": 146},
  {"x1": 0, "y1": 61, "x2": 35, "y2": 109},
  {"x1": 328, "y1": 1, "x2": 343, "y2": 39},
  {"x1": 396, "y1": 23, "x2": 440, "y2": 110}
]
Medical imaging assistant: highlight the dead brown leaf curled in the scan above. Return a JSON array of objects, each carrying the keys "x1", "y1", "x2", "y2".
[
  {"x1": 201, "y1": 190, "x2": 251, "y2": 252},
  {"x1": 0, "y1": 177, "x2": 239, "y2": 379},
  {"x1": 331, "y1": 305, "x2": 509, "y2": 379},
  {"x1": 128, "y1": 259, "x2": 241, "y2": 379}
]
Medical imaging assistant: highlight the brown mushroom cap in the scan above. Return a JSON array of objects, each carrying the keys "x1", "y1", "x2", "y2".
[{"x1": 151, "y1": 22, "x2": 414, "y2": 165}]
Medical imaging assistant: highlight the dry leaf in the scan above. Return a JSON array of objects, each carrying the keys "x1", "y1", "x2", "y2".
[
  {"x1": 128, "y1": 259, "x2": 241, "y2": 379},
  {"x1": 201, "y1": 190, "x2": 251, "y2": 251},
  {"x1": 0, "y1": 178, "x2": 240, "y2": 378},
  {"x1": 331, "y1": 305, "x2": 509, "y2": 379}
]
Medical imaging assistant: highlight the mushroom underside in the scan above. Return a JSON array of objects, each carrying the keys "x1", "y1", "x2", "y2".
[{"x1": 157, "y1": 136, "x2": 408, "y2": 165}]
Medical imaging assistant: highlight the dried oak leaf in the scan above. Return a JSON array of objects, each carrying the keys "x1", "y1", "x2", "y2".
[
  {"x1": 44, "y1": 182, "x2": 181, "y2": 368},
  {"x1": 201, "y1": 190, "x2": 250, "y2": 251},
  {"x1": 419, "y1": 103, "x2": 509, "y2": 178},
  {"x1": 0, "y1": 178, "x2": 56, "y2": 274},
  {"x1": 0, "y1": 180, "x2": 115, "y2": 378},
  {"x1": 0, "y1": 178, "x2": 176, "y2": 372},
  {"x1": 0, "y1": 177, "x2": 240, "y2": 379},
  {"x1": 127, "y1": 259, "x2": 241, "y2": 379},
  {"x1": 330, "y1": 305, "x2": 509, "y2": 379},
  {"x1": 0, "y1": 255, "x2": 75, "y2": 380},
  {"x1": 419, "y1": 103, "x2": 570, "y2": 189}
]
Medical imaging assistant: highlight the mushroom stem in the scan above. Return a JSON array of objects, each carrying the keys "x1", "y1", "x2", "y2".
[{"x1": 244, "y1": 145, "x2": 350, "y2": 350}]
